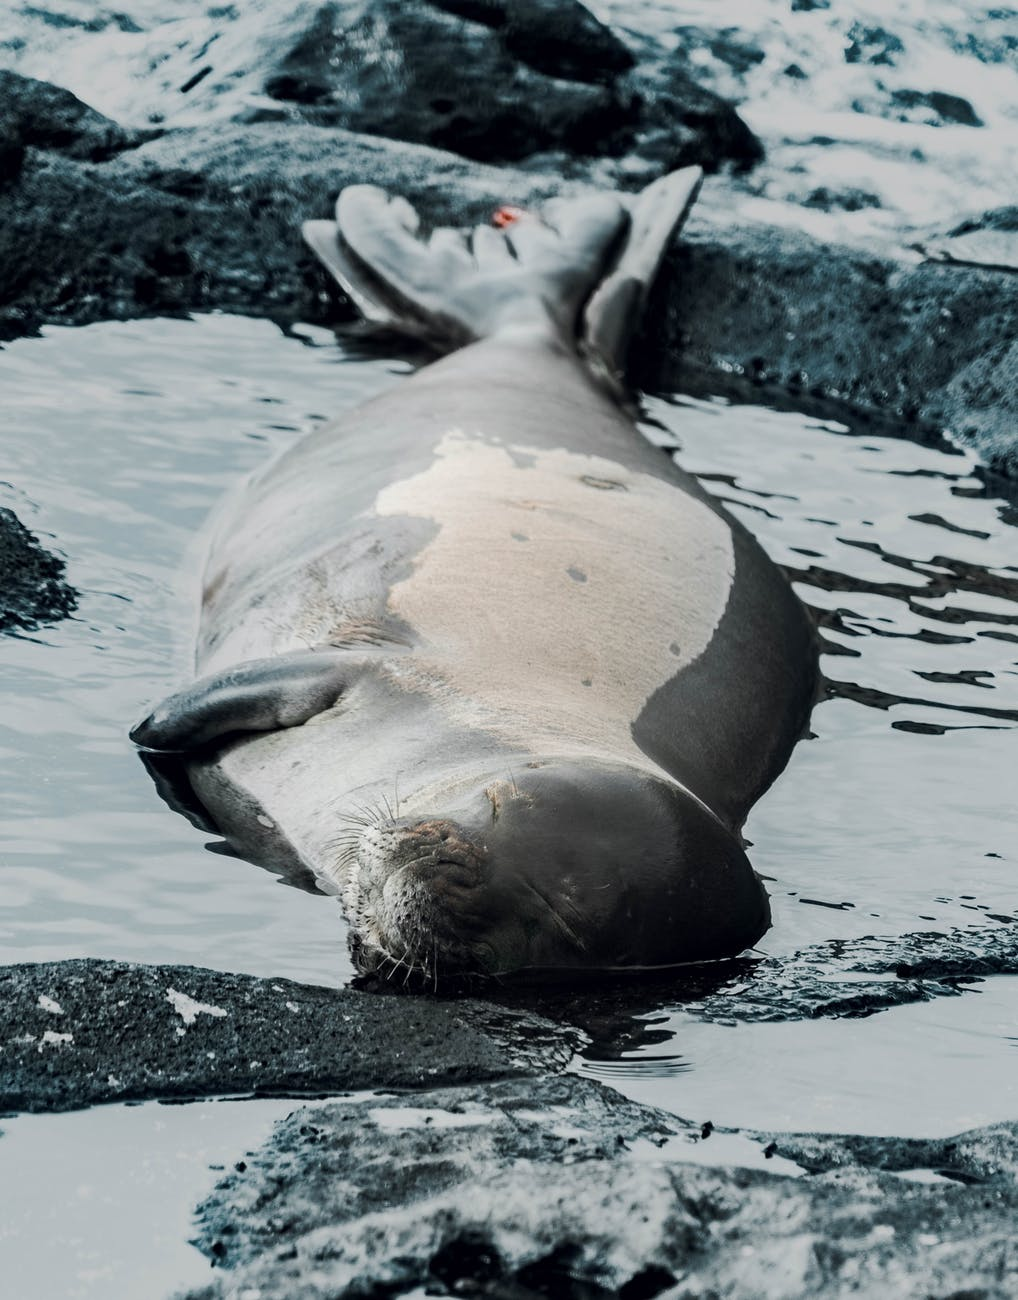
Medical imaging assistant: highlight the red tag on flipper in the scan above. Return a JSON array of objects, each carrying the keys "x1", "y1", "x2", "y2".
[{"x1": 492, "y1": 205, "x2": 527, "y2": 228}]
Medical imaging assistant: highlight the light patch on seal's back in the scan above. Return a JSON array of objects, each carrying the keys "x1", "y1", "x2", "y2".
[{"x1": 374, "y1": 431, "x2": 734, "y2": 769}]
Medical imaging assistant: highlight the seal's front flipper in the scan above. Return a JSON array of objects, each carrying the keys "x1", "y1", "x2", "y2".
[{"x1": 130, "y1": 649, "x2": 356, "y2": 752}]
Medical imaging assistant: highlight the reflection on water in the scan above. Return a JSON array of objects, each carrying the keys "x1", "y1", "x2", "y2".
[
  {"x1": 1, "y1": 314, "x2": 1017, "y2": 1133},
  {"x1": 572, "y1": 975, "x2": 1018, "y2": 1138}
]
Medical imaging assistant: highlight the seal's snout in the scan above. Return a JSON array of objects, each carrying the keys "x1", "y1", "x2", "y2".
[
  {"x1": 351, "y1": 757, "x2": 770, "y2": 985},
  {"x1": 391, "y1": 818, "x2": 485, "y2": 895}
]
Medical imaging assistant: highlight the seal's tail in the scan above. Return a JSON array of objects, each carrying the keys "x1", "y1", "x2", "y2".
[{"x1": 302, "y1": 166, "x2": 702, "y2": 392}]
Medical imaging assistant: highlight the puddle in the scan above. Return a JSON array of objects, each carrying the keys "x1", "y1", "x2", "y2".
[
  {"x1": 0, "y1": 1097, "x2": 293, "y2": 1300},
  {"x1": 575, "y1": 973, "x2": 1018, "y2": 1137}
]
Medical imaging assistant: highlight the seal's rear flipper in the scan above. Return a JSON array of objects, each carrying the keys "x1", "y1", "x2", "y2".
[
  {"x1": 581, "y1": 166, "x2": 703, "y2": 394},
  {"x1": 130, "y1": 649, "x2": 357, "y2": 752},
  {"x1": 305, "y1": 185, "x2": 628, "y2": 350},
  {"x1": 303, "y1": 166, "x2": 701, "y2": 385}
]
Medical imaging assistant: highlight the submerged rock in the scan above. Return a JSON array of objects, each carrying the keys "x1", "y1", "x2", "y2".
[
  {"x1": 0, "y1": 506, "x2": 77, "y2": 635},
  {"x1": 484, "y1": 921, "x2": 1018, "y2": 1059},
  {"x1": 0, "y1": 960, "x2": 575, "y2": 1114},
  {"x1": 181, "y1": 1072, "x2": 1018, "y2": 1299}
]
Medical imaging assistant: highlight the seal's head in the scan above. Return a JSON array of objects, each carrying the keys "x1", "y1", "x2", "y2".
[{"x1": 336, "y1": 758, "x2": 770, "y2": 985}]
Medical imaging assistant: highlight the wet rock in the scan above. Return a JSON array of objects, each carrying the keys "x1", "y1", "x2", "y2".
[
  {"x1": 0, "y1": 70, "x2": 154, "y2": 164},
  {"x1": 487, "y1": 922, "x2": 1018, "y2": 1045},
  {"x1": 180, "y1": 1073, "x2": 1018, "y2": 1299},
  {"x1": 0, "y1": 122, "x2": 572, "y2": 338},
  {"x1": 0, "y1": 506, "x2": 77, "y2": 634},
  {"x1": 259, "y1": 0, "x2": 757, "y2": 174},
  {"x1": 890, "y1": 89, "x2": 983, "y2": 128},
  {"x1": 844, "y1": 23, "x2": 905, "y2": 66},
  {"x1": 189, "y1": 1075, "x2": 680, "y2": 1272},
  {"x1": 672, "y1": 26, "x2": 767, "y2": 80},
  {"x1": 0, "y1": 86, "x2": 1012, "y2": 477},
  {"x1": 768, "y1": 1121, "x2": 1018, "y2": 1186},
  {"x1": 0, "y1": 960, "x2": 575, "y2": 1114},
  {"x1": 915, "y1": 206, "x2": 1018, "y2": 273},
  {"x1": 641, "y1": 204, "x2": 1018, "y2": 476},
  {"x1": 427, "y1": 0, "x2": 636, "y2": 85},
  {"x1": 634, "y1": 61, "x2": 764, "y2": 175},
  {"x1": 802, "y1": 185, "x2": 882, "y2": 212},
  {"x1": 262, "y1": 0, "x2": 635, "y2": 165}
]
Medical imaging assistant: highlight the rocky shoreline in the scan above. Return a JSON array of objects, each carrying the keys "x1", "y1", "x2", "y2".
[
  {"x1": 4, "y1": 955, "x2": 1018, "y2": 1297},
  {"x1": 2, "y1": 72, "x2": 1014, "y2": 477}
]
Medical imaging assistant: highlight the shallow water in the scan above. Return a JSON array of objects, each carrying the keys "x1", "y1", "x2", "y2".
[
  {"x1": 0, "y1": 1096, "x2": 295, "y2": 1300},
  {"x1": 2, "y1": 312, "x2": 1016, "y2": 1144}
]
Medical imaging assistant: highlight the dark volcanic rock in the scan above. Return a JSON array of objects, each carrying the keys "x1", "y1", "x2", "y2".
[
  {"x1": 916, "y1": 205, "x2": 1018, "y2": 273},
  {"x1": 0, "y1": 960, "x2": 574, "y2": 1114},
  {"x1": 0, "y1": 70, "x2": 154, "y2": 166},
  {"x1": 0, "y1": 123, "x2": 572, "y2": 338},
  {"x1": 181, "y1": 1073, "x2": 1018, "y2": 1299},
  {"x1": 487, "y1": 922, "x2": 1018, "y2": 1054},
  {"x1": 673, "y1": 25, "x2": 767, "y2": 78},
  {"x1": 769, "y1": 1121, "x2": 1018, "y2": 1185},
  {"x1": 844, "y1": 22, "x2": 905, "y2": 66},
  {"x1": 259, "y1": 0, "x2": 758, "y2": 173},
  {"x1": 428, "y1": 0, "x2": 636, "y2": 84},
  {"x1": 890, "y1": 88, "x2": 983, "y2": 128},
  {"x1": 641, "y1": 206, "x2": 1018, "y2": 476},
  {"x1": 0, "y1": 78, "x2": 1012, "y2": 477},
  {"x1": 802, "y1": 184, "x2": 882, "y2": 212},
  {"x1": 632, "y1": 61, "x2": 764, "y2": 174},
  {"x1": 0, "y1": 506, "x2": 77, "y2": 634},
  {"x1": 263, "y1": 0, "x2": 636, "y2": 164},
  {"x1": 190, "y1": 1076, "x2": 679, "y2": 1272}
]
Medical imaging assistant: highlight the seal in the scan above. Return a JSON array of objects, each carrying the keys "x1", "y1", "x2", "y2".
[{"x1": 132, "y1": 167, "x2": 817, "y2": 983}]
